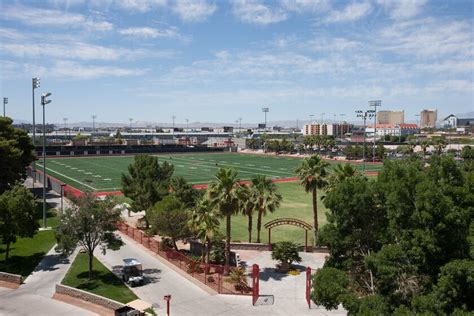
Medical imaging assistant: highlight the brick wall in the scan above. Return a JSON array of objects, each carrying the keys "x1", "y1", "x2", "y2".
[
  {"x1": 0, "y1": 272, "x2": 22, "y2": 284},
  {"x1": 56, "y1": 284, "x2": 125, "y2": 310}
]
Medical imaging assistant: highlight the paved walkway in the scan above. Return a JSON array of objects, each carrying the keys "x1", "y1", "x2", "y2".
[
  {"x1": 0, "y1": 179, "x2": 96, "y2": 316},
  {"x1": 96, "y1": 232, "x2": 346, "y2": 315},
  {"x1": 0, "y1": 248, "x2": 96, "y2": 316}
]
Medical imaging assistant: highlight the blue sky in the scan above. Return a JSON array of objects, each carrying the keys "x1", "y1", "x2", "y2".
[{"x1": 0, "y1": 0, "x2": 473, "y2": 125}]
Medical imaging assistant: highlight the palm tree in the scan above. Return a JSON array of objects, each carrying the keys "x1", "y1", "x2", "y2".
[
  {"x1": 208, "y1": 168, "x2": 241, "y2": 270},
  {"x1": 238, "y1": 185, "x2": 256, "y2": 243},
  {"x1": 420, "y1": 140, "x2": 431, "y2": 160},
  {"x1": 188, "y1": 198, "x2": 220, "y2": 263},
  {"x1": 434, "y1": 138, "x2": 447, "y2": 155},
  {"x1": 326, "y1": 163, "x2": 358, "y2": 196},
  {"x1": 251, "y1": 175, "x2": 282, "y2": 243},
  {"x1": 295, "y1": 155, "x2": 329, "y2": 245}
]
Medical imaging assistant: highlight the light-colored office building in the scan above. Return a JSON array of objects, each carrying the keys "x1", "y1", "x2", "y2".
[
  {"x1": 377, "y1": 110, "x2": 404, "y2": 125},
  {"x1": 366, "y1": 124, "x2": 419, "y2": 137},
  {"x1": 420, "y1": 109, "x2": 438, "y2": 128},
  {"x1": 303, "y1": 123, "x2": 352, "y2": 137}
]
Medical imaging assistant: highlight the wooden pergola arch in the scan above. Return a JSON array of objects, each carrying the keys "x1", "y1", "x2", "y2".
[{"x1": 264, "y1": 218, "x2": 313, "y2": 252}]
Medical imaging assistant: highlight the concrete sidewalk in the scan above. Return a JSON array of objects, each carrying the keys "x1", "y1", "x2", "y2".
[{"x1": 96, "y1": 232, "x2": 346, "y2": 315}]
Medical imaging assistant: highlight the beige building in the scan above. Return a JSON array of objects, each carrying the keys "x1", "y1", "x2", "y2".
[
  {"x1": 303, "y1": 123, "x2": 352, "y2": 137},
  {"x1": 377, "y1": 110, "x2": 404, "y2": 125},
  {"x1": 420, "y1": 109, "x2": 438, "y2": 128}
]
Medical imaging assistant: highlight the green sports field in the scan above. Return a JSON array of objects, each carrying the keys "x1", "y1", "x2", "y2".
[{"x1": 37, "y1": 152, "x2": 382, "y2": 192}]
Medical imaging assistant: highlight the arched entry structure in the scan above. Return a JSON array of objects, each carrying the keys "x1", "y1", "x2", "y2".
[{"x1": 264, "y1": 218, "x2": 313, "y2": 252}]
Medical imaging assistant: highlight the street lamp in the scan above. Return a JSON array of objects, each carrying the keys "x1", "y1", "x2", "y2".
[
  {"x1": 3, "y1": 97, "x2": 7, "y2": 117},
  {"x1": 355, "y1": 109, "x2": 374, "y2": 172},
  {"x1": 262, "y1": 107, "x2": 269, "y2": 129},
  {"x1": 60, "y1": 183, "x2": 66, "y2": 213},
  {"x1": 369, "y1": 100, "x2": 382, "y2": 162},
  {"x1": 41, "y1": 92, "x2": 52, "y2": 228}
]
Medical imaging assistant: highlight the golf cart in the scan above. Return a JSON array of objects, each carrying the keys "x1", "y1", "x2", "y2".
[{"x1": 121, "y1": 258, "x2": 144, "y2": 287}]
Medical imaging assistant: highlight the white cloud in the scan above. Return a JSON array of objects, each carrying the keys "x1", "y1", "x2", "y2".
[
  {"x1": 0, "y1": 5, "x2": 113, "y2": 31},
  {"x1": 280, "y1": 0, "x2": 329, "y2": 13},
  {"x1": 306, "y1": 37, "x2": 361, "y2": 52},
  {"x1": 117, "y1": 0, "x2": 167, "y2": 13},
  {"x1": 119, "y1": 27, "x2": 180, "y2": 39},
  {"x1": 172, "y1": 0, "x2": 217, "y2": 22},
  {"x1": 324, "y1": 2, "x2": 372, "y2": 23},
  {"x1": 377, "y1": 18, "x2": 473, "y2": 58},
  {"x1": 0, "y1": 40, "x2": 175, "y2": 61},
  {"x1": 52, "y1": 60, "x2": 148, "y2": 78},
  {"x1": 377, "y1": 0, "x2": 427, "y2": 20},
  {"x1": 232, "y1": 0, "x2": 288, "y2": 25}
]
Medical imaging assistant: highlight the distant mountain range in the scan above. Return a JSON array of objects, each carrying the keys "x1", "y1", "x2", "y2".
[{"x1": 12, "y1": 111, "x2": 473, "y2": 128}]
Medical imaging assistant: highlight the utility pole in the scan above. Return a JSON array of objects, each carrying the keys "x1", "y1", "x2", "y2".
[
  {"x1": 262, "y1": 107, "x2": 269, "y2": 130},
  {"x1": 3, "y1": 97, "x2": 7, "y2": 117},
  {"x1": 369, "y1": 100, "x2": 382, "y2": 162},
  {"x1": 92, "y1": 115, "x2": 97, "y2": 133},
  {"x1": 340, "y1": 114, "x2": 346, "y2": 140}
]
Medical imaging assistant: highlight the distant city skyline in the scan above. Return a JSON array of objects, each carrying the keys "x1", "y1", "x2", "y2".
[{"x1": 1, "y1": 1, "x2": 473, "y2": 124}]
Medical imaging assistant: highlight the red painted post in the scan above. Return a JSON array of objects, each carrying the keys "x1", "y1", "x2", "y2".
[
  {"x1": 252, "y1": 264, "x2": 259, "y2": 305},
  {"x1": 306, "y1": 267, "x2": 311, "y2": 308},
  {"x1": 164, "y1": 295, "x2": 171, "y2": 316}
]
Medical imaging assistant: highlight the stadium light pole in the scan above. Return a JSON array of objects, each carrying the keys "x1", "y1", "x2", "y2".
[
  {"x1": 129, "y1": 118, "x2": 133, "y2": 130},
  {"x1": 262, "y1": 107, "x2": 269, "y2": 130},
  {"x1": 32, "y1": 78, "x2": 40, "y2": 186},
  {"x1": 309, "y1": 114, "x2": 314, "y2": 124},
  {"x1": 41, "y1": 92, "x2": 52, "y2": 228},
  {"x1": 356, "y1": 110, "x2": 374, "y2": 172},
  {"x1": 63, "y1": 118, "x2": 68, "y2": 138},
  {"x1": 239, "y1": 117, "x2": 242, "y2": 132},
  {"x1": 320, "y1": 112, "x2": 325, "y2": 124},
  {"x1": 369, "y1": 100, "x2": 382, "y2": 162},
  {"x1": 3, "y1": 97, "x2": 7, "y2": 117}
]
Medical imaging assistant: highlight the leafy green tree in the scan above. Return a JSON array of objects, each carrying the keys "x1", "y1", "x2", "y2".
[
  {"x1": 295, "y1": 155, "x2": 329, "y2": 244},
  {"x1": 148, "y1": 195, "x2": 191, "y2": 251},
  {"x1": 0, "y1": 185, "x2": 38, "y2": 261},
  {"x1": 311, "y1": 267, "x2": 350, "y2": 310},
  {"x1": 325, "y1": 163, "x2": 358, "y2": 197},
  {"x1": 375, "y1": 143, "x2": 386, "y2": 160},
  {"x1": 55, "y1": 193, "x2": 123, "y2": 279},
  {"x1": 271, "y1": 241, "x2": 302, "y2": 272},
  {"x1": 170, "y1": 176, "x2": 202, "y2": 208},
  {"x1": 433, "y1": 138, "x2": 447, "y2": 155},
  {"x1": 121, "y1": 154, "x2": 174, "y2": 223},
  {"x1": 188, "y1": 198, "x2": 220, "y2": 262},
  {"x1": 0, "y1": 117, "x2": 35, "y2": 194},
  {"x1": 315, "y1": 157, "x2": 473, "y2": 314},
  {"x1": 208, "y1": 168, "x2": 241, "y2": 270},
  {"x1": 250, "y1": 175, "x2": 282, "y2": 243}
]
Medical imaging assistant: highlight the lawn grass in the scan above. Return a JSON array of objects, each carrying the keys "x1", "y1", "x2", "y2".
[
  {"x1": 37, "y1": 152, "x2": 382, "y2": 192},
  {"x1": 62, "y1": 252, "x2": 138, "y2": 304},
  {"x1": 0, "y1": 203, "x2": 58, "y2": 277},
  {"x1": 220, "y1": 181, "x2": 327, "y2": 245}
]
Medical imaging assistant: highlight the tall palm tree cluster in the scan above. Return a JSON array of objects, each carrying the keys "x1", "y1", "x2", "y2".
[{"x1": 188, "y1": 168, "x2": 282, "y2": 270}]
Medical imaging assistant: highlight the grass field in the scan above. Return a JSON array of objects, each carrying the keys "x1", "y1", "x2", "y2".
[
  {"x1": 0, "y1": 204, "x2": 58, "y2": 276},
  {"x1": 37, "y1": 152, "x2": 382, "y2": 192},
  {"x1": 62, "y1": 253, "x2": 138, "y2": 304}
]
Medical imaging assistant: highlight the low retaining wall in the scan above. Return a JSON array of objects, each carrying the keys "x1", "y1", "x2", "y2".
[
  {"x1": 0, "y1": 272, "x2": 22, "y2": 284},
  {"x1": 56, "y1": 284, "x2": 125, "y2": 311},
  {"x1": 230, "y1": 242, "x2": 270, "y2": 251}
]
